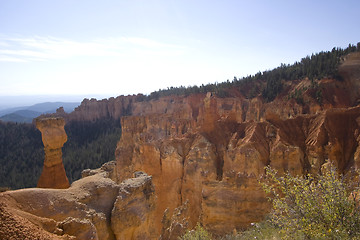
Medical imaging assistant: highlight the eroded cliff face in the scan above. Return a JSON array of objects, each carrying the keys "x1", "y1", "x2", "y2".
[
  {"x1": 2, "y1": 53, "x2": 360, "y2": 239},
  {"x1": 112, "y1": 54, "x2": 360, "y2": 238},
  {"x1": 36, "y1": 117, "x2": 70, "y2": 189},
  {"x1": 115, "y1": 91, "x2": 360, "y2": 237}
]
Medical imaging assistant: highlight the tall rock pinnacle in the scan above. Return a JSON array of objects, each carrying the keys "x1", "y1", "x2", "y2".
[{"x1": 35, "y1": 117, "x2": 70, "y2": 189}]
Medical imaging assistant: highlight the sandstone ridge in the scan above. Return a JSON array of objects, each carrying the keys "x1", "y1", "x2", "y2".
[{"x1": 65, "y1": 52, "x2": 360, "y2": 123}]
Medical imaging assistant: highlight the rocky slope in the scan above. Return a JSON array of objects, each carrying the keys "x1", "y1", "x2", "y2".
[
  {"x1": 1, "y1": 52, "x2": 360, "y2": 239},
  {"x1": 0, "y1": 162, "x2": 156, "y2": 240}
]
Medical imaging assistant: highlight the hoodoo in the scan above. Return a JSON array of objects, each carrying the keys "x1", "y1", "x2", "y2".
[{"x1": 35, "y1": 117, "x2": 70, "y2": 189}]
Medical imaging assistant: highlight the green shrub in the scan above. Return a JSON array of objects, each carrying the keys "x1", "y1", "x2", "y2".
[
  {"x1": 179, "y1": 223, "x2": 213, "y2": 240},
  {"x1": 262, "y1": 164, "x2": 360, "y2": 239},
  {"x1": 236, "y1": 221, "x2": 283, "y2": 240},
  {"x1": 218, "y1": 221, "x2": 279, "y2": 240}
]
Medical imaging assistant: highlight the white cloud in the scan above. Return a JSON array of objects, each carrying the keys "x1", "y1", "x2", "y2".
[
  {"x1": 0, "y1": 56, "x2": 28, "y2": 62},
  {"x1": 0, "y1": 35, "x2": 230, "y2": 96},
  {"x1": 0, "y1": 36, "x2": 186, "y2": 62}
]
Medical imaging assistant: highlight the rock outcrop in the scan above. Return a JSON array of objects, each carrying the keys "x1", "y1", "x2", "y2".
[
  {"x1": 36, "y1": 117, "x2": 70, "y2": 189},
  {"x1": 111, "y1": 172, "x2": 156, "y2": 240},
  {"x1": 0, "y1": 162, "x2": 157, "y2": 240},
  {"x1": 115, "y1": 99, "x2": 360, "y2": 237}
]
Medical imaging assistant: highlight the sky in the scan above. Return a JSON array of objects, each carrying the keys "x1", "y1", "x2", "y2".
[{"x1": 0, "y1": 0, "x2": 359, "y2": 107}]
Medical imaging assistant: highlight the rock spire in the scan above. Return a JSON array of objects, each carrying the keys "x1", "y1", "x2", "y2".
[{"x1": 35, "y1": 117, "x2": 70, "y2": 189}]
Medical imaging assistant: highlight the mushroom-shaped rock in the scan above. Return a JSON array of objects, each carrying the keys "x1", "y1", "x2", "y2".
[{"x1": 36, "y1": 117, "x2": 70, "y2": 189}]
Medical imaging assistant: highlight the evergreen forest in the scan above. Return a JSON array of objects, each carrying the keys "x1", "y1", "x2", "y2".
[
  {"x1": 145, "y1": 43, "x2": 359, "y2": 101},
  {"x1": 0, "y1": 121, "x2": 43, "y2": 189},
  {"x1": 63, "y1": 118, "x2": 121, "y2": 183}
]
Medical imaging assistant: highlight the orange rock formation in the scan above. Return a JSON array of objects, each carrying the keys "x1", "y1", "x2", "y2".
[
  {"x1": 0, "y1": 161, "x2": 155, "y2": 240},
  {"x1": 36, "y1": 117, "x2": 70, "y2": 189},
  {"x1": 1, "y1": 52, "x2": 360, "y2": 239},
  {"x1": 112, "y1": 54, "x2": 360, "y2": 237},
  {"x1": 115, "y1": 95, "x2": 360, "y2": 237}
]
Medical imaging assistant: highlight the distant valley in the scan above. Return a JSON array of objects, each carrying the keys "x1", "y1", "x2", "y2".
[{"x1": 0, "y1": 102, "x2": 80, "y2": 123}]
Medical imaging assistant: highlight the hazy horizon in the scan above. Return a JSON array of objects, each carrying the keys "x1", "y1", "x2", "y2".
[{"x1": 0, "y1": 94, "x2": 114, "y2": 110}]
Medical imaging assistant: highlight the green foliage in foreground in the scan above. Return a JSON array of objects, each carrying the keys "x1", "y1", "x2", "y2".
[
  {"x1": 178, "y1": 221, "x2": 284, "y2": 240},
  {"x1": 179, "y1": 223, "x2": 213, "y2": 240},
  {"x1": 262, "y1": 165, "x2": 360, "y2": 239},
  {"x1": 180, "y1": 164, "x2": 360, "y2": 240}
]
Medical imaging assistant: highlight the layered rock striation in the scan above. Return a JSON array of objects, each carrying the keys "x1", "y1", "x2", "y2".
[{"x1": 36, "y1": 117, "x2": 70, "y2": 189}]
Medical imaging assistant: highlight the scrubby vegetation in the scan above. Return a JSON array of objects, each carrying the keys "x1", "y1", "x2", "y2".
[
  {"x1": 179, "y1": 164, "x2": 360, "y2": 240},
  {"x1": 261, "y1": 165, "x2": 360, "y2": 239},
  {"x1": 180, "y1": 223, "x2": 213, "y2": 240}
]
